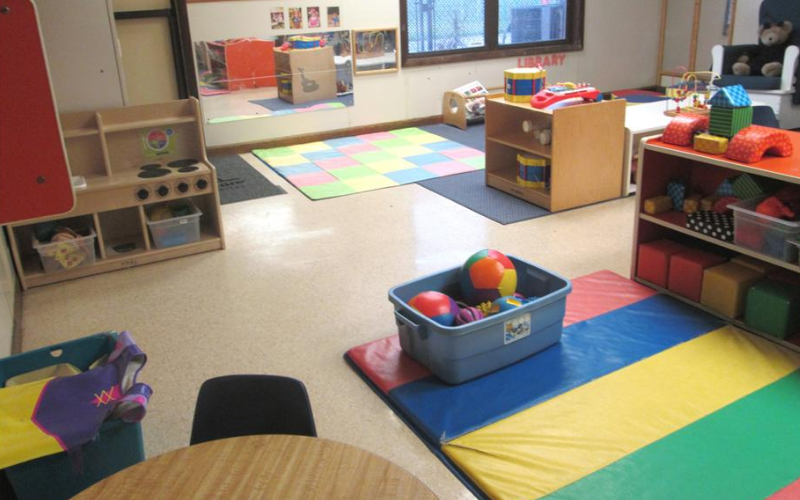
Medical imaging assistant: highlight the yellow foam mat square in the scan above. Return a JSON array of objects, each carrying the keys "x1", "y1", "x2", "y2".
[
  {"x1": 368, "y1": 159, "x2": 417, "y2": 174},
  {"x1": 341, "y1": 175, "x2": 399, "y2": 192},
  {"x1": 263, "y1": 154, "x2": 311, "y2": 167},
  {"x1": 289, "y1": 141, "x2": 331, "y2": 154},
  {"x1": 442, "y1": 326, "x2": 800, "y2": 500}
]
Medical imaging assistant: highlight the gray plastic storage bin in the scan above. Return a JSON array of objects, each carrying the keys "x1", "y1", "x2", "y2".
[
  {"x1": 146, "y1": 201, "x2": 202, "y2": 249},
  {"x1": 731, "y1": 196, "x2": 800, "y2": 262},
  {"x1": 389, "y1": 255, "x2": 571, "y2": 384}
]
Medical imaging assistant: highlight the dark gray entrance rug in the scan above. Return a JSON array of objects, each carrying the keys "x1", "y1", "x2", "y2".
[
  {"x1": 418, "y1": 170, "x2": 551, "y2": 225},
  {"x1": 209, "y1": 155, "x2": 286, "y2": 205}
]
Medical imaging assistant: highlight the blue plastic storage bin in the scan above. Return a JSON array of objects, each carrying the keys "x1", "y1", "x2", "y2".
[
  {"x1": 0, "y1": 332, "x2": 145, "y2": 500},
  {"x1": 389, "y1": 255, "x2": 572, "y2": 384}
]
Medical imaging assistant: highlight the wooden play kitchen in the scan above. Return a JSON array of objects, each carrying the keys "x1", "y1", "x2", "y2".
[
  {"x1": 4, "y1": 98, "x2": 225, "y2": 290},
  {"x1": 484, "y1": 97, "x2": 626, "y2": 212},
  {"x1": 632, "y1": 132, "x2": 800, "y2": 351}
]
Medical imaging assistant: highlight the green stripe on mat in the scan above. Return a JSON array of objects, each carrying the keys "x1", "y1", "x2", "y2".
[{"x1": 545, "y1": 370, "x2": 800, "y2": 500}]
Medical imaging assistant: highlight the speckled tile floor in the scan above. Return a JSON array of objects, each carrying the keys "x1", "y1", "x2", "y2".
[{"x1": 20, "y1": 154, "x2": 635, "y2": 500}]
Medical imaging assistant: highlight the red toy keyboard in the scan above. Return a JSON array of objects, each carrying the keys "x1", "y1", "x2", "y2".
[{"x1": 531, "y1": 83, "x2": 601, "y2": 109}]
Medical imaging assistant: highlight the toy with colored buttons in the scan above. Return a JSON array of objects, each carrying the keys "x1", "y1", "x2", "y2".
[
  {"x1": 489, "y1": 296, "x2": 529, "y2": 315},
  {"x1": 408, "y1": 291, "x2": 460, "y2": 326}
]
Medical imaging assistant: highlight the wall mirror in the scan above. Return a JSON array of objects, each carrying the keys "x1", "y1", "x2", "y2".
[{"x1": 194, "y1": 30, "x2": 354, "y2": 123}]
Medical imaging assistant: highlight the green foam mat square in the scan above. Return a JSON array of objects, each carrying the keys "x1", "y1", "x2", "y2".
[
  {"x1": 300, "y1": 182, "x2": 355, "y2": 200},
  {"x1": 329, "y1": 165, "x2": 377, "y2": 180}
]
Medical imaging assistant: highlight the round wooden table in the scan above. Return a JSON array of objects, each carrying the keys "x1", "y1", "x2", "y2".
[{"x1": 71, "y1": 435, "x2": 440, "y2": 500}]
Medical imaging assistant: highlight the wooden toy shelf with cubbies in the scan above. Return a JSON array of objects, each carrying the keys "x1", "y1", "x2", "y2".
[
  {"x1": 484, "y1": 97, "x2": 626, "y2": 212},
  {"x1": 632, "y1": 132, "x2": 800, "y2": 352},
  {"x1": 4, "y1": 98, "x2": 225, "y2": 290}
]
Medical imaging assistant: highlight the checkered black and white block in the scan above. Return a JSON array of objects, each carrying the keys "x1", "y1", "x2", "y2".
[{"x1": 686, "y1": 211, "x2": 734, "y2": 242}]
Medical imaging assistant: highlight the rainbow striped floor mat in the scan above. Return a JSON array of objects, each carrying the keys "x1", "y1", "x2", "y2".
[
  {"x1": 346, "y1": 271, "x2": 800, "y2": 500},
  {"x1": 253, "y1": 127, "x2": 485, "y2": 200}
]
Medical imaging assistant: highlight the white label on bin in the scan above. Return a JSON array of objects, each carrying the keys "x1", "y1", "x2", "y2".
[
  {"x1": 504, "y1": 313, "x2": 531, "y2": 345},
  {"x1": 178, "y1": 218, "x2": 188, "y2": 225}
]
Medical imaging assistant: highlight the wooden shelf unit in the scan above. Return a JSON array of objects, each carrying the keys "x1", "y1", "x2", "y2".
[
  {"x1": 632, "y1": 133, "x2": 800, "y2": 352},
  {"x1": 484, "y1": 97, "x2": 626, "y2": 212},
  {"x1": 5, "y1": 98, "x2": 225, "y2": 290}
]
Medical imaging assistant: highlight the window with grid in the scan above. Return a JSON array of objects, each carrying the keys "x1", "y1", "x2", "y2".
[{"x1": 401, "y1": 0, "x2": 583, "y2": 67}]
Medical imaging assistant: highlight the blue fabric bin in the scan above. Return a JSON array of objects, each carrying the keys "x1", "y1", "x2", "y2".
[
  {"x1": 389, "y1": 255, "x2": 571, "y2": 384},
  {"x1": 0, "y1": 332, "x2": 144, "y2": 500}
]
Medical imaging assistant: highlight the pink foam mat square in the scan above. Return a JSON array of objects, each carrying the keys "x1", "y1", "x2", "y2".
[
  {"x1": 441, "y1": 147, "x2": 484, "y2": 160},
  {"x1": 357, "y1": 132, "x2": 398, "y2": 142},
  {"x1": 287, "y1": 170, "x2": 338, "y2": 187},
  {"x1": 315, "y1": 156, "x2": 361, "y2": 170},
  {"x1": 338, "y1": 143, "x2": 379, "y2": 155}
]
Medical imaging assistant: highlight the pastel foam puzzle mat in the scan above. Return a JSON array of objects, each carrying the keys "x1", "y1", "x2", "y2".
[
  {"x1": 346, "y1": 270, "x2": 800, "y2": 500},
  {"x1": 253, "y1": 127, "x2": 485, "y2": 200}
]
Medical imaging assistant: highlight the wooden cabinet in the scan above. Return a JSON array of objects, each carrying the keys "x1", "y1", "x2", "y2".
[
  {"x1": 204, "y1": 39, "x2": 277, "y2": 91},
  {"x1": 4, "y1": 98, "x2": 225, "y2": 290},
  {"x1": 632, "y1": 133, "x2": 800, "y2": 351},
  {"x1": 484, "y1": 97, "x2": 626, "y2": 212}
]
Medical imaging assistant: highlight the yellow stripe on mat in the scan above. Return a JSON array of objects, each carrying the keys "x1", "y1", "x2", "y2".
[{"x1": 442, "y1": 326, "x2": 800, "y2": 500}]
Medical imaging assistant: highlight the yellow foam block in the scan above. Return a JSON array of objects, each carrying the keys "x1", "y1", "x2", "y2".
[
  {"x1": 693, "y1": 133, "x2": 728, "y2": 154},
  {"x1": 644, "y1": 195, "x2": 673, "y2": 215},
  {"x1": 442, "y1": 326, "x2": 800, "y2": 500},
  {"x1": 701, "y1": 262, "x2": 764, "y2": 318}
]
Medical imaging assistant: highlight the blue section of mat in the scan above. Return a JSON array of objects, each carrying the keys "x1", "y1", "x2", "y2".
[
  {"x1": 249, "y1": 94, "x2": 354, "y2": 112},
  {"x1": 389, "y1": 295, "x2": 725, "y2": 444}
]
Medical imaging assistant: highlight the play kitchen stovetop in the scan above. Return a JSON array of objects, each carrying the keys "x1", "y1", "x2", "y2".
[{"x1": 134, "y1": 158, "x2": 211, "y2": 202}]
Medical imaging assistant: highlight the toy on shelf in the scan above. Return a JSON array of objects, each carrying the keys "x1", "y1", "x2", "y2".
[
  {"x1": 666, "y1": 181, "x2": 687, "y2": 211},
  {"x1": 686, "y1": 211, "x2": 734, "y2": 242},
  {"x1": 636, "y1": 239, "x2": 689, "y2": 288},
  {"x1": 667, "y1": 249, "x2": 727, "y2": 302},
  {"x1": 693, "y1": 133, "x2": 728, "y2": 154},
  {"x1": 662, "y1": 113, "x2": 709, "y2": 146},
  {"x1": 409, "y1": 291, "x2": 460, "y2": 326},
  {"x1": 733, "y1": 21, "x2": 794, "y2": 78},
  {"x1": 700, "y1": 195, "x2": 720, "y2": 211},
  {"x1": 665, "y1": 71, "x2": 720, "y2": 116},
  {"x1": 757, "y1": 196, "x2": 796, "y2": 219},
  {"x1": 683, "y1": 194, "x2": 702, "y2": 214},
  {"x1": 724, "y1": 125, "x2": 794, "y2": 163},
  {"x1": 489, "y1": 296, "x2": 529, "y2": 315},
  {"x1": 708, "y1": 85, "x2": 753, "y2": 138},
  {"x1": 530, "y1": 82, "x2": 601, "y2": 109},
  {"x1": 745, "y1": 278, "x2": 800, "y2": 339},
  {"x1": 701, "y1": 262, "x2": 765, "y2": 318},
  {"x1": 643, "y1": 195, "x2": 673, "y2": 215},
  {"x1": 517, "y1": 153, "x2": 551, "y2": 189},
  {"x1": 443, "y1": 81, "x2": 503, "y2": 130},
  {"x1": 504, "y1": 67, "x2": 546, "y2": 103},
  {"x1": 713, "y1": 196, "x2": 740, "y2": 214},
  {"x1": 288, "y1": 35, "x2": 322, "y2": 49},
  {"x1": 732, "y1": 173, "x2": 770, "y2": 199},
  {"x1": 459, "y1": 249, "x2": 518, "y2": 305}
]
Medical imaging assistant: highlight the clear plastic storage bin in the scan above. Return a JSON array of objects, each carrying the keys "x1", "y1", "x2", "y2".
[
  {"x1": 146, "y1": 201, "x2": 202, "y2": 249},
  {"x1": 731, "y1": 196, "x2": 800, "y2": 262},
  {"x1": 788, "y1": 239, "x2": 800, "y2": 266},
  {"x1": 389, "y1": 255, "x2": 572, "y2": 384},
  {"x1": 32, "y1": 228, "x2": 97, "y2": 273}
]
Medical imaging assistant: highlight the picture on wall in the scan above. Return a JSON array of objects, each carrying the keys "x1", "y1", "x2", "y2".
[
  {"x1": 307, "y1": 6, "x2": 321, "y2": 28},
  {"x1": 270, "y1": 7, "x2": 285, "y2": 30},
  {"x1": 327, "y1": 7, "x2": 340, "y2": 27},
  {"x1": 352, "y1": 28, "x2": 399, "y2": 75},
  {"x1": 289, "y1": 8, "x2": 303, "y2": 29}
]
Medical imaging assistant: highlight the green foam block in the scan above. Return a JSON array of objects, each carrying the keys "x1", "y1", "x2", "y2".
[{"x1": 745, "y1": 279, "x2": 800, "y2": 339}]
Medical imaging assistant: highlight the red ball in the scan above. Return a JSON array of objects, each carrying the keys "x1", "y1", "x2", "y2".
[{"x1": 408, "y1": 291, "x2": 460, "y2": 326}]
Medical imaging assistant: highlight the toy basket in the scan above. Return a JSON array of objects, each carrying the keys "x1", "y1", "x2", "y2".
[
  {"x1": 730, "y1": 196, "x2": 800, "y2": 262},
  {"x1": 0, "y1": 333, "x2": 144, "y2": 500},
  {"x1": 389, "y1": 255, "x2": 571, "y2": 384}
]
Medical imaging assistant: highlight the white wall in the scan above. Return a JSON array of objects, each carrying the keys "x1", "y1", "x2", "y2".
[
  {"x1": 732, "y1": 0, "x2": 759, "y2": 45},
  {"x1": 0, "y1": 236, "x2": 16, "y2": 358},
  {"x1": 189, "y1": 0, "x2": 663, "y2": 147}
]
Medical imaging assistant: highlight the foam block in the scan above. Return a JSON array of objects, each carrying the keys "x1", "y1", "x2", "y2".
[
  {"x1": 668, "y1": 250, "x2": 728, "y2": 302},
  {"x1": 745, "y1": 279, "x2": 800, "y2": 339},
  {"x1": 637, "y1": 240, "x2": 689, "y2": 288},
  {"x1": 701, "y1": 262, "x2": 764, "y2": 318}
]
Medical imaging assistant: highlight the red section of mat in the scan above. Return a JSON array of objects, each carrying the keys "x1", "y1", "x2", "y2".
[
  {"x1": 768, "y1": 478, "x2": 800, "y2": 499},
  {"x1": 347, "y1": 336, "x2": 430, "y2": 394},
  {"x1": 563, "y1": 270, "x2": 657, "y2": 327},
  {"x1": 347, "y1": 271, "x2": 657, "y2": 394}
]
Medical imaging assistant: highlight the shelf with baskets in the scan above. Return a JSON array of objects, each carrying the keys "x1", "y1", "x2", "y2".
[
  {"x1": 4, "y1": 98, "x2": 225, "y2": 290},
  {"x1": 484, "y1": 97, "x2": 626, "y2": 212},
  {"x1": 632, "y1": 134, "x2": 800, "y2": 351}
]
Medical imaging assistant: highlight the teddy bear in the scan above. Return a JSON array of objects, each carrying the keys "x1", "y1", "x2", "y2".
[{"x1": 732, "y1": 21, "x2": 793, "y2": 77}]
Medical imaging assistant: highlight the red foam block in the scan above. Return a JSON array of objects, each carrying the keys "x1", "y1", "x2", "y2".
[
  {"x1": 667, "y1": 249, "x2": 727, "y2": 302},
  {"x1": 725, "y1": 125, "x2": 794, "y2": 163},
  {"x1": 662, "y1": 114, "x2": 710, "y2": 146},
  {"x1": 637, "y1": 240, "x2": 690, "y2": 288}
]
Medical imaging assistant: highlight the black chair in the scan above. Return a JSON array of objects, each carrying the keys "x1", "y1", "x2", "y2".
[
  {"x1": 752, "y1": 104, "x2": 781, "y2": 128},
  {"x1": 190, "y1": 375, "x2": 317, "y2": 446}
]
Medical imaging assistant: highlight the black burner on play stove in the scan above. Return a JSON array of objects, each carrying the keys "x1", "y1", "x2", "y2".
[
  {"x1": 168, "y1": 158, "x2": 199, "y2": 168},
  {"x1": 177, "y1": 166, "x2": 199, "y2": 173},
  {"x1": 138, "y1": 169, "x2": 171, "y2": 179},
  {"x1": 140, "y1": 164, "x2": 162, "y2": 171}
]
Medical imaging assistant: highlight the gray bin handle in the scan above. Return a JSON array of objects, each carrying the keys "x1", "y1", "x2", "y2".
[{"x1": 394, "y1": 309, "x2": 428, "y2": 340}]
